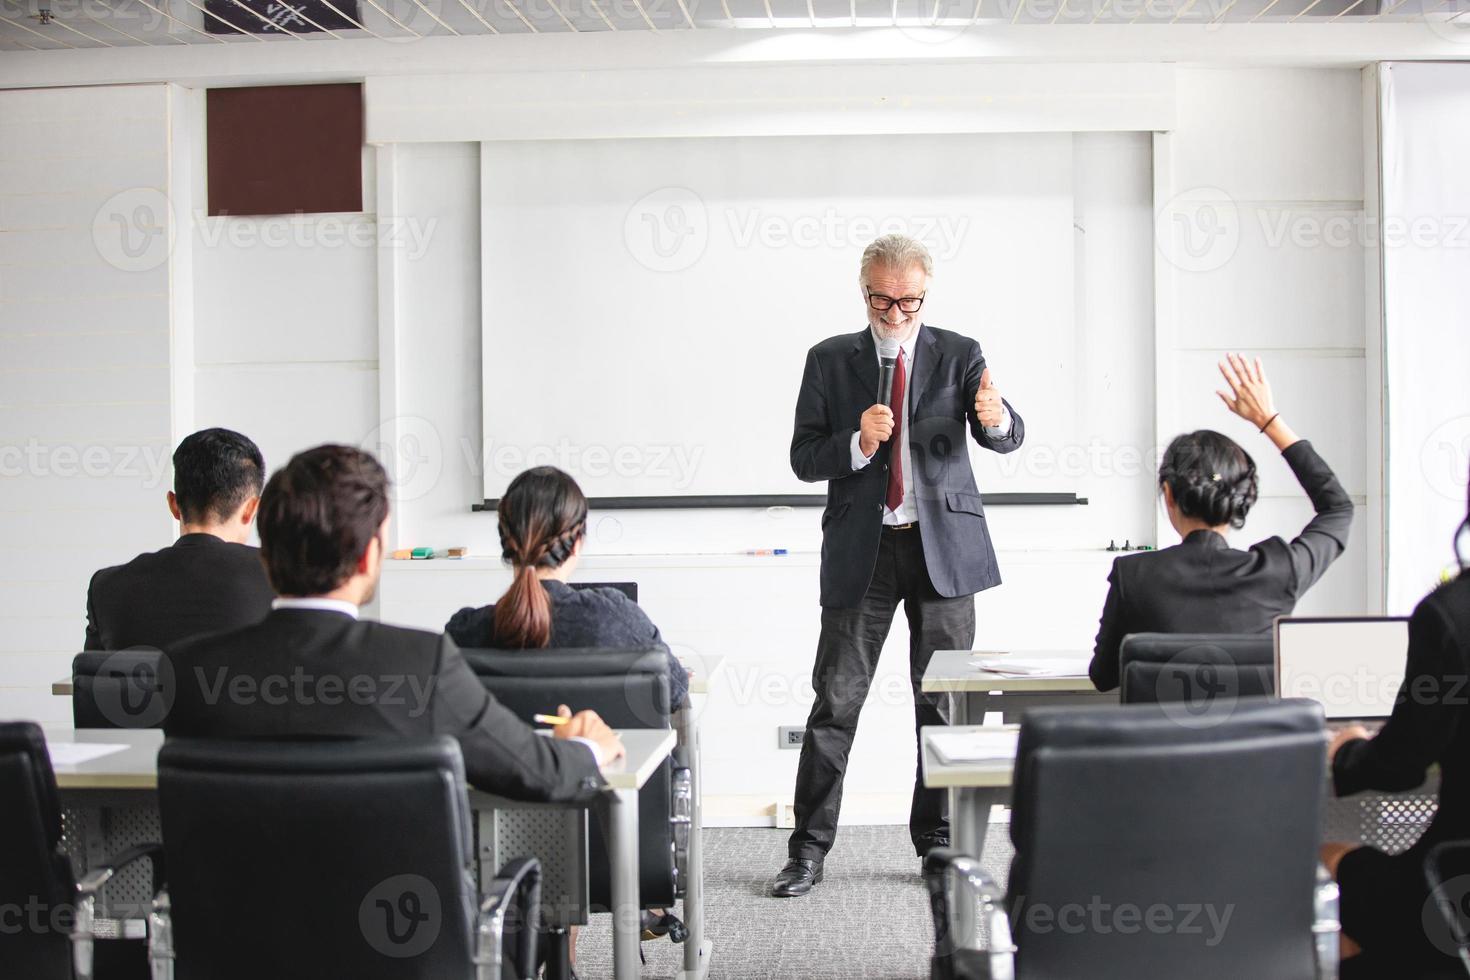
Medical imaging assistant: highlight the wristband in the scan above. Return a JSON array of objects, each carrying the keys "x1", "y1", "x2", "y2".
[{"x1": 1259, "y1": 413, "x2": 1281, "y2": 434}]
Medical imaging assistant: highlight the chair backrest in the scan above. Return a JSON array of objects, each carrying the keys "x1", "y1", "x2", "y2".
[
  {"x1": 159, "y1": 737, "x2": 481, "y2": 980},
  {"x1": 461, "y1": 647, "x2": 675, "y2": 908},
  {"x1": 569, "y1": 581, "x2": 638, "y2": 603},
  {"x1": 72, "y1": 649, "x2": 170, "y2": 729},
  {"x1": 1008, "y1": 698, "x2": 1326, "y2": 980},
  {"x1": 462, "y1": 647, "x2": 672, "y2": 729},
  {"x1": 1119, "y1": 633, "x2": 1275, "y2": 707},
  {"x1": 0, "y1": 722, "x2": 76, "y2": 980}
]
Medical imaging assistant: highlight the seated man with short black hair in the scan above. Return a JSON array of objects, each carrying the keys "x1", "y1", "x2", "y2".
[
  {"x1": 85, "y1": 427, "x2": 275, "y2": 651},
  {"x1": 165, "y1": 444, "x2": 621, "y2": 803}
]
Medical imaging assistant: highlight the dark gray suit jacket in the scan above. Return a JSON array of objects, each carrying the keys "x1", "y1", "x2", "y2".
[
  {"x1": 164, "y1": 608, "x2": 605, "y2": 804},
  {"x1": 85, "y1": 533, "x2": 275, "y2": 651},
  {"x1": 791, "y1": 324, "x2": 1025, "y2": 608}
]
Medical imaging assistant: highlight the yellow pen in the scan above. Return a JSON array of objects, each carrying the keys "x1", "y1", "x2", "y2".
[{"x1": 534, "y1": 713, "x2": 569, "y2": 727}]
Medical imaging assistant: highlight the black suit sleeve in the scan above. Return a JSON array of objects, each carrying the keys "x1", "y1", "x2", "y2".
[
  {"x1": 1089, "y1": 560, "x2": 1126, "y2": 692},
  {"x1": 1280, "y1": 440, "x2": 1353, "y2": 597},
  {"x1": 791, "y1": 348, "x2": 859, "y2": 483},
  {"x1": 616, "y1": 599, "x2": 689, "y2": 708},
  {"x1": 431, "y1": 636, "x2": 605, "y2": 803},
  {"x1": 84, "y1": 572, "x2": 103, "y2": 651},
  {"x1": 1334, "y1": 592, "x2": 1463, "y2": 795},
  {"x1": 962, "y1": 341, "x2": 1024, "y2": 454}
]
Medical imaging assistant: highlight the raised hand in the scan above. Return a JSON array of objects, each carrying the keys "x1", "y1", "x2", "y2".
[
  {"x1": 974, "y1": 368, "x2": 1004, "y2": 428},
  {"x1": 1216, "y1": 353, "x2": 1277, "y2": 430}
]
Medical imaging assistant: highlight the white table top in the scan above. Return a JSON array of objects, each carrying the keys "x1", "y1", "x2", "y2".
[
  {"x1": 919, "y1": 725, "x2": 1018, "y2": 789},
  {"x1": 45, "y1": 727, "x2": 676, "y2": 793},
  {"x1": 921, "y1": 649, "x2": 1100, "y2": 694}
]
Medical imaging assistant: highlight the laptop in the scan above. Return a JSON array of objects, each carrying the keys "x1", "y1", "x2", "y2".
[{"x1": 1273, "y1": 616, "x2": 1411, "y2": 734}]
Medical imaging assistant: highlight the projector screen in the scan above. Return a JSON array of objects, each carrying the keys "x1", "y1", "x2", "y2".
[{"x1": 481, "y1": 132, "x2": 1077, "y2": 502}]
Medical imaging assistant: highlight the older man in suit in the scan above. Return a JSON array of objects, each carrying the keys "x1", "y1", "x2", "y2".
[{"x1": 773, "y1": 234, "x2": 1026, "y2": 897}]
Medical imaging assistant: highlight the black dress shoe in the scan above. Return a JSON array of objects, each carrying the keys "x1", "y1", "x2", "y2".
[
  {"x1": 915, "y1": 837, "x2": 951, "y2": 859},
  {"x1": 771, "y1": 858, "x2": 824, "y2": 897}
]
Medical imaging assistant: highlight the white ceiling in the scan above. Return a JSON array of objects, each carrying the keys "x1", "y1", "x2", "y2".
[{"x1": 0, "y1": 0, "x2": 1467, "y2": 50}]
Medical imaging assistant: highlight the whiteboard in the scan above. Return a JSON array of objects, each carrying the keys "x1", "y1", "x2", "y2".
[{"x1": 481, "y1": 133, "x2": 1076, "y2": 501}]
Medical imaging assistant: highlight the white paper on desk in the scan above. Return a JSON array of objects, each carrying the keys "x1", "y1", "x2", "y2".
[
  {"x1": 48, "y1": 743, "x2": 128, "y2": 766},
  {"x1": 929, "y1": 730, "x2": 1019, "y2": 765},
  {"x1": 970, "y1": 657, "x2": 1086, "y2": 678}
]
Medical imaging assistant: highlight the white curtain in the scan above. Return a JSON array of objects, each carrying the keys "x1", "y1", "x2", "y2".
[{"x1": 1381, "y1": 63, "x2": 1470, "y2": 613}]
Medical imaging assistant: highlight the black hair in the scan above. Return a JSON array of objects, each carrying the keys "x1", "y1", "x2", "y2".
[
  {"x1": 172, "y1": 428, "x2": 265, "y2": 525},
  {"x1": 494, "y1": 467, "x2": 589, "y2": 649},
  {"x1": 1159, "y1": 429, "x2": 1259, "y2": 530},
  {"x1": 257, "y1": 445, "x2": 390, "y2": 596}
]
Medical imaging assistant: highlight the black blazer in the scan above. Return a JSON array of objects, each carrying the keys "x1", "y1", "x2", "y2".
[
  {"x1": 1088, "y1": 440, "x2": 1353, "y2": 691},
  {"x1": 164, "y1": 608, "x2": 604, "y2": 804},
  {"x1": 445, "y1": 580, "x2": 689, "y2": 706},
  {"x1": 1334, "y1": 574, "x2": 1470, "y2": 856},
  {"x1": 791, "y1": 325, "x2": 1025, "y2": 608},
  {"x1": 85, "y1": 533, "x2": 275, "y2": 651}
]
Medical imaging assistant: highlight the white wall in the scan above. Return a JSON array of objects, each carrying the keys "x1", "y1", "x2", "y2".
[
  {"x1": 1155, "y1": 67, "x2": 1376, "y2": 616},
  {"x1": 1379, "y1": 62, "x2": 1470, "y2": 612},
  {"x1": 375, "y1": 132, "x2": 1155, "y2": 822},
  {"x1": 0, "y1": 61, "x2": 1385, "y2": 825},
  {"x1": 0, "y1": 84, "x2": 181, "y2": 724},
  {"x1": 188, "y1": 90, "x2": 380, "y2": 481}
]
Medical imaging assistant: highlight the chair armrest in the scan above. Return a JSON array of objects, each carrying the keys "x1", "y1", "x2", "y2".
[
  {"x1": 476, "y1": 857, "x2": 542, "y2": 980},
  {"x1": 149, "y1": 889, "x2": 174, "y2": 980},
  {"x1": 74, "y1": 843, "x2": 166, "y2": 980},
  {"x1": 1313, "y1": 863, "x2": 1341, "y2": 980},
  {"x1": 922, "y1": 848, "x2": 1015, "y2": 980}
]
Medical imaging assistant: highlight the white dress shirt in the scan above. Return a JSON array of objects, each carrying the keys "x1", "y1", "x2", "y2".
[{"x1": 849, "y1": 325, "x2": 1011, "y2": 526}]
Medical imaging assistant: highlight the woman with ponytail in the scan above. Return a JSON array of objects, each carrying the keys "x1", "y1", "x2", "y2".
[
  {"x1": 1088, "y1": 353, "x2": 1354, "y2": 691},
  {"x1": 446, "y1": 466, "x2": 688, "y2": 706},
  {"x1": 1321, "y1": 462, "x2": 1470, "y2": 976}
]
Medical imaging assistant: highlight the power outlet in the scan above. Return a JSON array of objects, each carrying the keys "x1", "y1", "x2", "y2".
[
  {"x1": 775, "y1": 801, "x2": 797, "y2": 829},
  {"x1": 778, "y1": 726, "x2": 805, "y2": 750}
]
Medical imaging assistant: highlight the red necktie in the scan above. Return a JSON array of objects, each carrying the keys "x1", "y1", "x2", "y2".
[{"x1": 886, "y1": 349, "x2": 906, "y2": 513}]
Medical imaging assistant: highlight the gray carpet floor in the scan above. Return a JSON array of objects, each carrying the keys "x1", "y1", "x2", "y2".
[{"x1": 574, "y1": 825, "x2": 1014, "y2": 980}]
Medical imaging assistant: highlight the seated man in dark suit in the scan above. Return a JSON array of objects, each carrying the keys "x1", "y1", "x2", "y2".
[
  {"x1": 85, "y1": 427, "x2": 275, "y2": 651},
  {"x1": 165, "y1": 444, "x2": 622, "y2": 803}
]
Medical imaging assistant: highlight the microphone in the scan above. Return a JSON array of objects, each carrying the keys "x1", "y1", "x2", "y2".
[{"x1": 878, "y1": 338, "x2": 899, "y2": 406}]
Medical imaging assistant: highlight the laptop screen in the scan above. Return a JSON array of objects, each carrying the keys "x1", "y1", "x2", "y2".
[{"x1": 1274, "y1": 617, "x2": 1411, "y2": 720}]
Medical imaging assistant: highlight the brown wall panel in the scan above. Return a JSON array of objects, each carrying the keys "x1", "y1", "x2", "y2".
[{"x1": 207, "y1": 83, "x2": 363, "y2": 217}]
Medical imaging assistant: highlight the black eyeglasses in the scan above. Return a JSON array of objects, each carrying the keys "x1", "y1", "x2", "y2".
[{"x1": 867, "y1": 290, "x2": 925, "y2": 314}]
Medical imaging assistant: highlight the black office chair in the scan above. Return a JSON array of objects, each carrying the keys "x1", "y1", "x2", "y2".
[
  {"x1": 462, "y1": 647, "x2": 690, "y2": 965},
  {"x1": 1118, "y1": 633, "x2": 1275, "y2": 708},
  {"x1": 72, "y1": 650, "x2": 170, "y2": 729},
  {"x1": 0, "y1": 721, "x2": 164, "y2": 980},
  {"x1": 569, "y1": 581, "x2": 639, "y2": 603},
  {"x1": 154, "y1": 737, "x2": 541, "y2": 980},
  {"x1": 925, "y1": 699, "x2": 1339, "y2": 980},
  {"x1": 1425, "y1": 840, "x2": 1470, "y2": 976}
]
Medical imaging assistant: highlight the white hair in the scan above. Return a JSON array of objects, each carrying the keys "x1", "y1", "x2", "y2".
[{"x1": 859, "y1": 233, "x2": 934, "y2": 286}]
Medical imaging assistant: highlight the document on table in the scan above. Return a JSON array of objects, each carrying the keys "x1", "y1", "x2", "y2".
[
  {"x1": 47, "y1": 743, "x2": 128, "y2": 766},
  {"x1": 928, "y1": 730, "x2": 1020, "y2": 766},
  {"x1": 971, "y1": 656, "x2": 1087, "y2": 678}
]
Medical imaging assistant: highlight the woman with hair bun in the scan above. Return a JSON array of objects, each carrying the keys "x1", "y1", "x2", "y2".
[
  {"x1": 445, "y1": 465, "x2": 689, "y2": 706},
  {"x1": 1088, "y1": 353, "x2": 1354, "y2": 691}
]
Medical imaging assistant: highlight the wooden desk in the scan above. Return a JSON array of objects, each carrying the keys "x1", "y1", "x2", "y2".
[
  {"x1": 922, "y1": 649, "x2": 1115, "y2": 725},
  {"x1": 46, "y1": 727, "x2": 675, "y2": 980}
]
